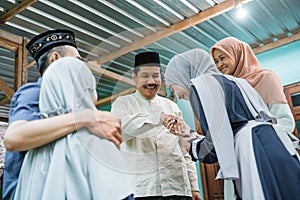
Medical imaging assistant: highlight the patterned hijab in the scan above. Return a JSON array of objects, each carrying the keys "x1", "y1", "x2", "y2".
[
  {"x1": 210, "y1": 37, "x2": 287, "y2": 104},
  {"x1": 165, "y1": 48, "x2": 218, "y2": 89}
]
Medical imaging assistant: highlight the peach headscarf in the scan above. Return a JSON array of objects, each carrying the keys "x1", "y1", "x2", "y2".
[{"x1": 210, "y1": 37, "x2": 287, "y2": 104}]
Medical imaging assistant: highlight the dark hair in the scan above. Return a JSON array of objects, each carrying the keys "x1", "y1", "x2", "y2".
[
  {"x1": 133, "y1": 66, "x2": 141, "y2": 75},
  {"x1": 37, "y1": 46, "x2": 67, "y2": 75},
  {"x1": 133, "y1": 66, "x2": 163, "y2": 75}
]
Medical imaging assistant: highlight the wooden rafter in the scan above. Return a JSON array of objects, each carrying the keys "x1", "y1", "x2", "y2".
[
  {"x1": 94, "y1": 0, "x2": 252, "y2": 65},
  {"x1": 0, "y1": 97, "x2": 10, "y2": 106},
  {"x1": 14, "y1": 44, "x2": 23, "y2": 90},
  {"x1": 85, "y1": 61, "x2": 135, "y2": 86},
  {"x1": 96, "y1": 87, "x2": 136, "y2": 107},
  {"x1": 0, "y1": 29, "x2": 23, "y2": 44},
  {"x1": 0, "y1": 0, "x2": 38, "y2": 25},
  {"x1": 26, "y1": 61, "x2": 36, "y2": 69},
  {"x1": 0, "y1": 77, "x2": 14, "y2": 100},
  {"x1": 253, "y1": 31, "x2": 300, "y2": 55},
  {"x1": 22, "y1": 37, "x2": 29, "y2": 84},
  {"x1": 0, "y1": 30, "x2": 25, "y2": 101}
]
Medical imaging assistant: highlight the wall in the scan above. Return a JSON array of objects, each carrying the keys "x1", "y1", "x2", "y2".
[
  {"x1": 256, "y1": 40, "x2": 300, "y2": 86},
  {"x1": 176, "y1": 99, "x2": 204, "y2": 200}
]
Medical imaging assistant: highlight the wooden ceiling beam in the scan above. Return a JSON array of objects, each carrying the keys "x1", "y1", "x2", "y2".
[
  {"x1": 0, "y1": 29, "x2": 23, "y2": 44},
  {"x1": 0, "y1": 76, "x2": 14, "y2": 100},
  {"x1": 0, "y1": 30, "x2": 26, "y2": 100},
  {"x1": 85, "y1": 61, "x2": 135, "y2": 86},
  {"x1": 22, "y1": 37, "x2": 29, "y2": 85},
  {"x1": 0, "y1": 39, "x2": 18, "y2": 52},
  {"x1": 0, "y1": 0, "x2": 38, "y2": 25},
  {"x1": 0, "y1": 97, "x2": 10, "y2": 106},
  {"x1": 96, "y1": 87, "x2": 136, "y2": 107},
  {"x1": 253, "y1": 32, "x2": 300, "y2": 55},
  {"x1": 94, "y1": 0, "x2": 252, "y2": 65},
  {"x1": 14, "y1": 44, "x2": 23, "y2": 90}
]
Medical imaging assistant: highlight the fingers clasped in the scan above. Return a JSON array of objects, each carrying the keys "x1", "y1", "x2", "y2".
[{"x1": 162, "y1": 116, "x2": 185, "y2": 135}]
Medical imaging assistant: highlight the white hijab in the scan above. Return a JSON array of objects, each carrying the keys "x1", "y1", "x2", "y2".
[
  {"x1": 165, "y1": 48, "x2": 218, "y2": 89},
  {"x1": 40, "y1": 57, "x2": 95, "y2": 114},
  {"x1": 166, "y1": 49, "x2": 240, "y2": 179},
  {"x1": 40, "y1": 57, "x2": 128, "y2": 171}
]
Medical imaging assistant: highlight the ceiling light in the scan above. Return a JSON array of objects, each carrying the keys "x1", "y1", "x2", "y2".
[{"x1": 236, "y1": 3, "x2": 247, "y2": 19}]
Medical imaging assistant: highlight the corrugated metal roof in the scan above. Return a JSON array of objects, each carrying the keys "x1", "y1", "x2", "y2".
[{"x1": 0, "y1": 0, "x2": 300, "y2": 121}]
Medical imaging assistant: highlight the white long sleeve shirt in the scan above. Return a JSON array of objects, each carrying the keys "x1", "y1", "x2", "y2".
[
  {"x1": 267, "y1": 103, "x2": 295, "y2": 133},
  {"x1": 111, "y1": 91, "x2": 199, "y2": 197}
]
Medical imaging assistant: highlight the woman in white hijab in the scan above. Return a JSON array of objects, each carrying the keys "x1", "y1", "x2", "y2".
[
  {"x1": 164, "y1": 48, "x2": 300, "y2": 200},
  {"x1": 14, "y1": 57, "x2": 133, "y2": 200}
]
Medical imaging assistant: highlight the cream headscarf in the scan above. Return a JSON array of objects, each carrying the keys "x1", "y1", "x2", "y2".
[{"x1": 210, "y1": 37, "x2": 287, "y2": 104}]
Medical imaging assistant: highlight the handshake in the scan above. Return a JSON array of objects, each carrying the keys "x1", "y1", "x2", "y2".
[{"x1": 160, "y1": 113, "x2": 203, "y2": 143}]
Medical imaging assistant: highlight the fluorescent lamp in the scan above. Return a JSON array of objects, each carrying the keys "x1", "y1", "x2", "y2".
[{"x1": 236, "y1": 3, "x2": 247, "y2": 19}]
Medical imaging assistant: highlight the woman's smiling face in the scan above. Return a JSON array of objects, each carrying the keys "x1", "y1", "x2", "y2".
[{"x1": 213, "y1": 49, "x2": 236, "y2": 75}]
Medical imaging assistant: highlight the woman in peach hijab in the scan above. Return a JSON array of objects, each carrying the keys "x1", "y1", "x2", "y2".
[
  {"x1": 210, "y1": 37, "x2": 296, "y2": 136},
  {"x1": 211, "y1": 38, "x2": 299, "y2": 200}
]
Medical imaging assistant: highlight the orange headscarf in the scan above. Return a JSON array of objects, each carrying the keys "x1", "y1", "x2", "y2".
[{"x1": 210, "y1": 37, "x2": 287, "y2": 104}]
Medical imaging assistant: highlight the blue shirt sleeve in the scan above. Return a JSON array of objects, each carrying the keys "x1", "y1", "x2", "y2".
[
  {"x1": 3, "y1": 79, "x2": 41, "y2": 200},
  {"x1": 8, "y1": 79, "x2": 41, "y2": 124}
]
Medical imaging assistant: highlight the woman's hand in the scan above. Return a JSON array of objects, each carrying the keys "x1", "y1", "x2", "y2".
[
  {"x1": 161, "y1": 113, "x2": 185, "y2": 135},
  {"x1": 161, "y1": 114, "x2": 204, "y2": 142}
]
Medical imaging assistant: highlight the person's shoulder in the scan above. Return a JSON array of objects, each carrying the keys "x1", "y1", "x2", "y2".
[
  {"x1": 16, "y1": 79, "x2": 41, "y2": 91},
  {"x1": 157, "y1": 95, "x2": 177, "y2": 105},
  {"x1": 259, "y1": 69, "x2": 281, "y2": 83},
  {"x1": 9, "y1": 79, "x2": 41, "y2": 122},
  {"x1": 192, "y1": 73, "x2": 224, "y2": 86},
  {"x1": 14, "y1": 79, "x2": 40, "y2": 94},
  {"x1": 11, "y1": 79, "x2": 41, "y2": 105},
  {"x1": 260, "y1": 69, "x2": 279, "y2": 78},
  {"x1": 113, "y1": 93, "x2": 135, "y2": 103}
]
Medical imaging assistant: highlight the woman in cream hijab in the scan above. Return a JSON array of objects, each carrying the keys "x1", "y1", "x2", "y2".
[
  {"x1": 210, "y1": 37, "x2": 295, "y2": 134},
  {"x1": 164, "y1": 48, "x2": 300, "y2": 200},
  {"x1": 14, "y1": 57, "x2": 133, "y2": 200}
]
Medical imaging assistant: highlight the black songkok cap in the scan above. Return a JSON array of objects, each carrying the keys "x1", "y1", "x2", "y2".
[
  {"x1": 134, "y1": 52, "x2": 161, "y2": 68},
  {"x1": 26, "y1": 29, "x2": 77, "y2": 62}
]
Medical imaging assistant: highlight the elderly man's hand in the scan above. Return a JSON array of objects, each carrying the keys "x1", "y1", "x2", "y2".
[{"x1": 192, "y1": 191, "x2": 202, "y2": 200}]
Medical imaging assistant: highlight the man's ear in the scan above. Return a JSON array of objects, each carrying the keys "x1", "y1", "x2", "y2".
[
  {"x1": 48, "y1": 51, "x2": 61, "y2": 64},
  {"x1": 132, "y1": 72, "x2": 137, "y2": 82}
]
